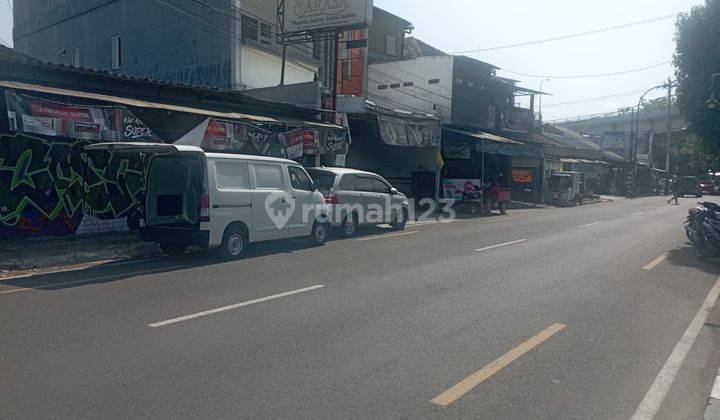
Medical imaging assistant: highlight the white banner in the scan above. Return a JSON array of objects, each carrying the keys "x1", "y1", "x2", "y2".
[{"x1": 283, "y1": 0, "x2": 373, "y2": 34}]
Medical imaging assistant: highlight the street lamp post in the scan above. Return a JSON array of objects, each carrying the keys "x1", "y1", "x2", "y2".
[
  {"x1": 539, "y1": 78, "x2": 550, "y2": 129},
  {"x1": 632, "y1": 81, "x2": 672, "y2": 196},
  {"x1": 708, "y1": 73, "x2": 720, "y2": 109}
]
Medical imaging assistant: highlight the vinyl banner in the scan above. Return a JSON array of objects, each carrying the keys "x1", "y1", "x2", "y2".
[
  {"x1": 5, "y1": 91, "x2": 160, "y2": 142},
  {"x1": 282, "y1": 0, "x2": 373, "y2": 34},
  {"x1": 442, "y1": 178, "x2": 482, "y2": 200},
  {"x1": 175, "y1": 118, "x2": 273, "y2": 153}
]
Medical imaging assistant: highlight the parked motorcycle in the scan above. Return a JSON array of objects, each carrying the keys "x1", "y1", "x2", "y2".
[{"x1": 685, "y1": 202, "x2": 720, "y2": 259}]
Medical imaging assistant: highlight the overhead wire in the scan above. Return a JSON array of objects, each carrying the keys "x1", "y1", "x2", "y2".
[{"x1": 452, "y1": 14, "x2": 677, "y2": 54}]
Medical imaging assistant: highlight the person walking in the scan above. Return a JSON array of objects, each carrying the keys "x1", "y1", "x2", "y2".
[{"x1": 667, "y1": 176, "x2": 680, "y2": 205}]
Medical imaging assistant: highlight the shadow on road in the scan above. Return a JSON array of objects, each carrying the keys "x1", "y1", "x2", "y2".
[{"x1": 666, "y1": 244, "x2": 720, "y2": 276}]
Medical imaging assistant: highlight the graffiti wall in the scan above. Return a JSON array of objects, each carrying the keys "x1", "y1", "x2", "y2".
[{"x1": 0, "y1": 133, "x2": 146, "y2": 238}]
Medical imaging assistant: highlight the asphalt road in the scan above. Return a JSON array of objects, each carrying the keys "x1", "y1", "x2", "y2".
[{"x1": 3, "y1": 196, "x2": 720, "y2": 419}]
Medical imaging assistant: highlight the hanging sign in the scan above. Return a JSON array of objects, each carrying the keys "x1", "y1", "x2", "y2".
[{"x1": 5, "y1": 91, "x2": 160, "y2": 142}]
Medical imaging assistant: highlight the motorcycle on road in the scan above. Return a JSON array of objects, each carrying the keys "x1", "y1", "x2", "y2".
[{"x1": 685, "y1": 202, "x2": 720, "y2": 260}]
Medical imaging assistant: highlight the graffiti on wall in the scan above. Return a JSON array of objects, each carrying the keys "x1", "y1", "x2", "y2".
[{"x1": 0, "y1": 133, "x2": 145, "y2": 238}]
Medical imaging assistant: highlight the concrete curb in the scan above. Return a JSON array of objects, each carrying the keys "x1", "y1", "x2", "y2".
[{"x1": 705, "y1": 369, "x2": 720, "y2": 419}]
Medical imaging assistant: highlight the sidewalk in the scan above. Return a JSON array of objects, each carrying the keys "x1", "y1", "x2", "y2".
[{"x1": 0, "y1": 232, "x2": 160, "y2": 279}]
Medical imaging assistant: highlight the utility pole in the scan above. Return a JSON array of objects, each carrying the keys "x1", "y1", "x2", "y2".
[{"x1": 665, "y1": 77, "x2": 672, "y2": 194}]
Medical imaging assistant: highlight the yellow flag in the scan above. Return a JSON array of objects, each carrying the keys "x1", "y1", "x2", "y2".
[{"x1": 435, "y1": 150, "x2": 445, "y2": 169}]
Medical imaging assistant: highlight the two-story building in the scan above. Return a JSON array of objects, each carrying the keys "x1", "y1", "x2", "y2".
[{"x1": 12, "y1": 0, "x2": 322, "y2": 90}]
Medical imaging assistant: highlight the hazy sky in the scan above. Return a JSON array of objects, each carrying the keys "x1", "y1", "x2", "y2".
[{"x1": 0, "y1": 0, "x2": 706, "y2": 120}]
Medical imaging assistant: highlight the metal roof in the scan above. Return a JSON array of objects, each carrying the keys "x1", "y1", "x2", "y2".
[
  {"x1": 1, "y1": 79, "x2": 286, "y2": 124},
  {"x1": 443, "y1": 127, "x2": 523, "y2": 145}
]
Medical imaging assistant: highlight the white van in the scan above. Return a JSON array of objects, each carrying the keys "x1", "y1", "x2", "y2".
[{"x1": 85, "y1": 143, "x2": 330, "y2": 259}]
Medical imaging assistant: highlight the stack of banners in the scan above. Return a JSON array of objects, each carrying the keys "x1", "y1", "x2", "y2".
[
  {"x1": 280, "y1": 128, "x2": 349, "y2": 160},
  {"x1": 4, "y1": 91, "x2": 160, "y2": 143},
  {"x1": 376, "y1": 115, "x2": 441, "y2": 148},
  {"x1": 175, "y1": 117, "x2": 276, "y2": 155}
]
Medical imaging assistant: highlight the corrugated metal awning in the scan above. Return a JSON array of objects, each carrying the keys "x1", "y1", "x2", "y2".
[
  {"x1": 443, "y1": 127, "x2": 522, "y2": 145},
  {"x1": 0, "y1": 79, "x2": 281, "y2": 123}
]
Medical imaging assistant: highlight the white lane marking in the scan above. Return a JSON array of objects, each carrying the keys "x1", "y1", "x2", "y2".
[
  {"x1": 643, "y1": 254, "x2": 667, "y2": 271},
  {"x1": 711, "y1": 369, "x2": 720, "y2": 400},
  {"x1": 632, "y1": 212, "x2": 645, "y2": 216},
  {"x1": 0, "y1": 267, "x2": 182, "y2": 295},
  {"x1": 578, "y1": 221, "x2": 603, "y2": 229},
  {"x1": 149, "y1": 285, "x2": 326, "y2": 328},
  {"x1": 631, "y1": 277, "x2": 720, "y2": 420},
  {"x1": 357, "y1": 231, "x2": 418, "y2": 241},
  {"x1": 476, "y1": 239, "x2": 528, "y2": 252}
]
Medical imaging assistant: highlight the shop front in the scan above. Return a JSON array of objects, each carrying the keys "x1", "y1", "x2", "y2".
[
  {"x1": 441, "y1": 127, "x2": 544, "y2": 204},
  {"x1": 346, "y1": 105, "x2": 441, "y2": 203}
]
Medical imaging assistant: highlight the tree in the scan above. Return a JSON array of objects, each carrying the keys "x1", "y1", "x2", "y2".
[{"x1": 674, "y1": 0, "x2": 720, "y2": 153}]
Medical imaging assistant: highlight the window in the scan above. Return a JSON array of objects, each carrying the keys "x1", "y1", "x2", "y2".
[
  {"x1": 403, "y1": 81, "x2": 414, "y2": 87},
  {"x1": 339, "y1": 174, "x2": 356, "y2": 190},
  {"x1": 312, "y1": 37, "x2": 322, "y2": 60},
  {"x1": 241, "y1": 15, "x2": 259, "y2": 41},
  {"x1": 385, "y1": 35, "x2": 397, "y2": 56},
  {"x1": 428, "y1": 78, "x2": 440, "y2": 85},
  {"x1": 111, "y1": 35, "x2": 122, "y2": 69},
  {"x1": 62, "y1": 48, "x2": 80, "y2": 67},
  {"x1": 260, "y1": 22, "x2": 272, "y2": 44},
  {"x1": 390, "y1": 83, "x2": 401, "y2": 89},
  {"x1": 372, "y1": 178, "x2": 392, "y2": 194},
  {"x1": 288, "y1": 166, "x2": 313, "y2": 191},
  {"x1": 355, "y1": 177, "x2": 374, "y2": 192},
  {"x1": 342, "y1": 47, "x2": 351, "y2": 80},
  {"x1": 455, "y1": 78, "x2": 463, "y2": 85},
  {"x1": 308, "y1": 170, "x2": 337, "y2": 190},
  {"x1": 216, "y1": 162, "x2": 250, "y2": 189},
  {"x1": 467, "y1": 81, "x2": 475, "y2": 88},
  {"x1": 377, "y1": 84, "x2": 388, "y2": 90},
  {"x1": 254, "y1": 164, "x2": 283, "y2": 189}
]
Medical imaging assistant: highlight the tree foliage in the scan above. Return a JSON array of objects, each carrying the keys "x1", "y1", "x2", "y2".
[{"x1": 674, "y1": 0, "x2": 720, "y2": 153}]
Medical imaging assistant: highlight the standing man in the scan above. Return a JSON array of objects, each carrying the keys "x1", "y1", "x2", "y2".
[{"x1": 667, "y1": 175, "x2": 680, "y2": 205}]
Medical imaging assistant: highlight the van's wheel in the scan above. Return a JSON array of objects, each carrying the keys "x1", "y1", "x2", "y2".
[
  {"x1": 218, "y1": 226, "x2": 247, "y2": 259},
  {"x1": 341, "y1": 213, "x2": 358, "y2": 237},
  {"x1": 392, "y1": 208, "x2": 408, "y2": 230},
  {"x1": 309, "y1": 221, "x2": 330, "y2": 246}
]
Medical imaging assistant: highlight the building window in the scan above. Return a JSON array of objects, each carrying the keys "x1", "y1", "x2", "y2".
[
  {"x1": 110, "y1": 35, "x2": 122, "y2": 69},
  {"x1": 260, "y1": 22, "x2": 272, "y2": 44},
  {"x1": 390, "y1": 83, "x2": 401, "y2": 88},
  {"x1": 62, "y1": 48, "x2": 80, "y2": 67},
  {"x1": 428, "y1": 78, "x2": 440, "y2": 84},
  {"x1": 385, "y1": 35, "x2": 397, "y2": 56},
  {"x1": 342, "y1": 48, "x2": 351, "y2": 80},
  {"x1": 312, "y1": 37, "x2": 322, "y2": 60},
  {"x1": 455, "y1": 78, "x2": 463, "y2": 85},
  {"x1": 378, "y1": 84, "x2": 388, "y2": 90},
  {"x1": 241, "y1": 15, "x2": 259, "y2": 41},
  {"x1": 467, "y1": 81, "x2": 474, "y2": 88},
  {"x1": 403, "y1": 81, "x2": 414, "y2": 87}
]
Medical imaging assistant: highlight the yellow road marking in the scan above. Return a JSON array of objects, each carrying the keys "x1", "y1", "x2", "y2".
[
  {"x1": 357, "y1": 231, "x2": 418, "y2": 241},
  {"x1": 431, "y1": 323, "x2": 567, "y2": 407},
  {"x1": 643, "y1": 254, "x2": 667, "y2": 271}
]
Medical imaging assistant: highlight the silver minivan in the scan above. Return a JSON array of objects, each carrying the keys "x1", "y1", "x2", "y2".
[
  {"x1": 307, "y1": 167, "x2": 410, "y2": 237},
  {"x1": 86, "y1": 143, "x2": 330, "y2": 259}
]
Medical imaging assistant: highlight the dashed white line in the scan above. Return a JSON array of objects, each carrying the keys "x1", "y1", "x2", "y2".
[
  {"x1": 632, "y1": 212, "x2": 645, "y2": 216},
  {"x1": 476, "y1": 239, "x2": 528, "y2": 252},
  {"x1": 149, "y1": 285, "x2": 326, "y2": 328},
  {"x1": 578, "y1": 221, "x2": 603, "y2": 229},
  {"x1": 631, "y1": 277, "x2": 720, "y2": 420}
]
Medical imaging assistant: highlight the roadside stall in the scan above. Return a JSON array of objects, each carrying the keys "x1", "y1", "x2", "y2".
[{"x1": 440, "y1": 127, "x2": 526, "y2": 215}]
